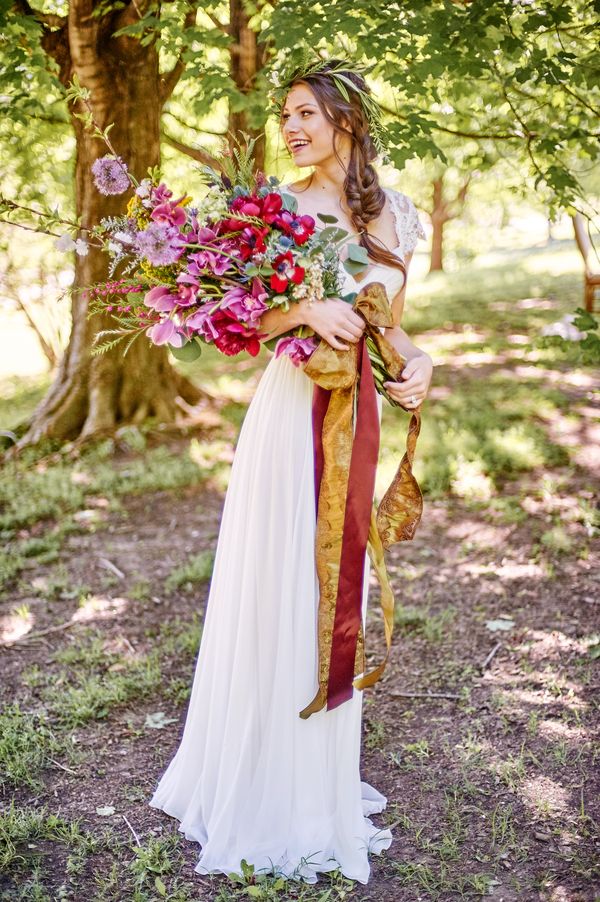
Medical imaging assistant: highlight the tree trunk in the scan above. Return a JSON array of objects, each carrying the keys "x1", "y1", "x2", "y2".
[
  {"x1": 427, "y1": 173, "x2": 471, "y2": 274},
  {"x1": 429, "y1": 178, "x2": 447, "y2": 273},
  {"x1": 21, "y1": 5, "x2": 200, "y2": 445},
  {"x1": 229, "y1": 0, "x2": 266, "y2": 172}
]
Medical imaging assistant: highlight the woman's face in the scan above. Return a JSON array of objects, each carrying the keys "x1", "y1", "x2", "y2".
[{"x1": 281, "y1": 82, "x2": 348, "y2": 168}]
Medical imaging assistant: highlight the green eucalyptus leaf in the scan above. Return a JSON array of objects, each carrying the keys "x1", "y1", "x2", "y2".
[
  {"x1": 346, "y1": 243, "x2": 369, "y2": 264},
  {"x1": 343, "y1": 258, "x2": 368, "y2": 276},
  {"x1": 317, "y1": 226, "x2": 347, "y2": 243},
  {"x1": 170, "y1": 339, "x2": 202, "y2": 362},
  {"x1": 280, "y1": 192, "x2": 298, "y2": 213}
]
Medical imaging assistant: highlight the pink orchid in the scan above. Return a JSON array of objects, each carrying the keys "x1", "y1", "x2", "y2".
[
  {"x1": 151, "y1": 202, "x2": 187, "y2": 228},
  {"x1": 151, "y1": 183, "x2": 173, "y2": 204},
  {"x1": 275, "y1": 335, "x2": 318, "y2": 367},
  {"x1": 144, "y1": 285, "x2": 178, "y2": 313},
  {"x1": 221, "y1": 280, "x2": 268, "y2": 325},
  {"x1": 147, "y1": 318, "x2": 185, "y2": 347}
]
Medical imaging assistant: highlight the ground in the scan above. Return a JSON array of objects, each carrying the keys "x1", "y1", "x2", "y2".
[{"x1": 0, "y1": 239, "x2": 598, "y2": 901}]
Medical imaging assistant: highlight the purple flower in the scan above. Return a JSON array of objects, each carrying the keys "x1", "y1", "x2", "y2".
[
  {"x1": 91, "y1": 155, "x2": 130, "y2": 195},
  {"x1": 151, "y1": 183, "x2": 173, "y2": 204},
  {"x1": 144, "y1": 285, "x2": 179, "y2": 312},
  {"x1": 146, "y1": 319, "x2": 185, "y2": 347},
  {"x1": 185, "y1": 305, "x2": 218, "y2": 340},
  {"x1": 151, "y1": 202, "x2": 187, "y2": 228},
  {"x1": 136, "y1": 222, "x2": 185, "y2": 266},
  {"x1": 221, "y1": 280, "x2": 268, "y2": 325},
  {"x1": 275, "y1": 335, "x2": 318, "y2": 367}
]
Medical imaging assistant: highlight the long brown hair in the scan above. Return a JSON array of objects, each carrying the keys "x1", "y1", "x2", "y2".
[{"x1": 281, "y1": 60, "x2": 405, "y2": 275}]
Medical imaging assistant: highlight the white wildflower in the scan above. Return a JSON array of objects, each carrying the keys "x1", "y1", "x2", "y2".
[
  {"x1": 136, "y1": 179, "x2": 152, "y2": 198},
  {"x1": 55, "y1": 233, "x2": 76, "y2": 252},
  {"x1": 541, "y1": 314, "x2": 585, "y2": 341},
  {"x1": 114, "y1": 230, "x2": 134, "y2": 244},
  {"x1": 74, "y1": 239, "x2": 89, "y2": 256}
]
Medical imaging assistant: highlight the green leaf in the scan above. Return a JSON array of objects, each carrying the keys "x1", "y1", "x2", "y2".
[
  {"x1": 346, "y1": 243, "x2": 369, "y2": 264},
  {"x1": 317, "y1": 213, "x2": 339, "y2": 224},
  {"x1": 280, "y1": 192, "x2": 298, "y2": 214},
  {"x1": 154, "y1": 876, "x2": 167, "y2": 897},
  {"x1": 170, "y1": 339, "x2": 202, "y2": 362},
  {"x1": 317, "y1": 226, "x2": 347, "y2": 243},
  {"x1": 343, "y1": 259, "x2": 367, "y2": 276}
]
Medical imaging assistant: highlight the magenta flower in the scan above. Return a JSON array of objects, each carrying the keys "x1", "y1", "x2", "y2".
[
  {"x1": 146, "y1": 319, "x2": 185, "y2": 347},
  {"x1": 197, "y1": 308, "x2": 265, "y2": 357},
  {"x1": 185, "y1": 306, "x2": 219, "y2": 340},
  {"x1": 136, "y1": 222, "x2": 185, "y2": 266},
  {"x1": 144, "y1": 285, "x2": 179, "y2": 313},
  {"x1": 151, "y1": 202, "x2": 187, "y2": 228},
  {"x1": 221, "y1": 280, "x2": 268, "y2": 325},
  {"x1": 174, "y1": 277, "x2": 199, "y2": 307},
  {"x1": 275, "y1": 335, "x2": 318, "y2": 366},
  {"x1": 151, "y1": 183, "x2": 173, "y2": 204},
  {"x1": 91, "y1": 155, "x2": 130, "y2": 195}
]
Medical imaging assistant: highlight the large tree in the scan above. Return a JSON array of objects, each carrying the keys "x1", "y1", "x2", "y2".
[{"x1": 1, "y1": 0, "x2": 270, "y2": 444}]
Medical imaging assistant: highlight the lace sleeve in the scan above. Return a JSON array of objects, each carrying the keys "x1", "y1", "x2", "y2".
[{"x1": 386, "y1": 188, "x2": 426, "y2": 260}]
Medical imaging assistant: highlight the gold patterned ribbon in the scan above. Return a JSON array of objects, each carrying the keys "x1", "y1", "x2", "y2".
[{"x1": 299, "y1": 281, "x2": 423, "y2": 719}]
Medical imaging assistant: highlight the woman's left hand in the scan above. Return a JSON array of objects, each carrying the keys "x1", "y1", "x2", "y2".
[{"x1": 383, "y1": 353, "x2": 433, "y2": 409}]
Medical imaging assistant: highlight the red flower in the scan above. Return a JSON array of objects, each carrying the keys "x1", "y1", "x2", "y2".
[
  {"x1": 237, "y1": 225, "x2": 270, "y2": 261},
  {"x1": 276, "y1": 210, "x2": 316, "y2": 245},
  {"x1": 260, "y1": 192, "x2": 283, "y2": 223},
  {"x1": 220, "y1": 192, "x2": 283, "y2": 233},
  {"x1": 231, "y1": 194, "x2": 262, "y2": 218},
  {"x1": 270, "y1": 251, "x2": 305, "y2": 293},
  {"x1": 208, "y1": 308, "x2": 266, "y2": 357}
]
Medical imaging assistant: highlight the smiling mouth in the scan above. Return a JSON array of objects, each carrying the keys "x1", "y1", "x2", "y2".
[{"x1": 289, "y1": 140, "x2": 311, "y2": 152}]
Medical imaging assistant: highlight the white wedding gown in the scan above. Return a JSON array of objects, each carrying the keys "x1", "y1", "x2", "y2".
[{"x1": 149, "y1": 189, "x2": 425, "y2": 884}]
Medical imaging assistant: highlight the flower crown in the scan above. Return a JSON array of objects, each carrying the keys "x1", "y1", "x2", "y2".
[{"x1": 268, "y1": 52, "x2": 390, "y2": 161}]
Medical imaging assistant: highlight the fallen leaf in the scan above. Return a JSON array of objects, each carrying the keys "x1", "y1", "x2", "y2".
[
  {"x1": 485, "y1": 618, "x2": 515, "y2": 632},
  {"x1": 145, "y1": 711, "x2": 178, "y2": 730}
]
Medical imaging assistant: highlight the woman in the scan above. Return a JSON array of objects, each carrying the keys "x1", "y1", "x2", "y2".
[{"x1": 149, "y1": 60, "x2": 433, "y2": 885}]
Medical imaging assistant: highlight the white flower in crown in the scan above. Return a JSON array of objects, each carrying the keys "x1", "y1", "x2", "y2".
[{"x1": 269, "y1": 70, "x2": 281, "y2": 87}]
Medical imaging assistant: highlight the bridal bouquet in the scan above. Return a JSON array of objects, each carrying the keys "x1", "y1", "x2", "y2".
[{"x1": 82, "y1": 137, "x2": 371, "y2": 368}]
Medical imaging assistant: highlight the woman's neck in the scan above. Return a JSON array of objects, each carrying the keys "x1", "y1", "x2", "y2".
[{"x1": 292, "y1": 155, "x2": 349, "y2": 199}]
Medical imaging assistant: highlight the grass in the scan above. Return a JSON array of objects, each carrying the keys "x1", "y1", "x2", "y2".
[
  {"x1": 0, "y1": 704, "x2": 71, "y2": 791},
  {"x1": 165, "y1": 550, "x2": 215, "y2": 592}
]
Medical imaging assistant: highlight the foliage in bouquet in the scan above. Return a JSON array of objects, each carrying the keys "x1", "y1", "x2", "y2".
[{"x1": 85, "y1": 133, "x2": 373, "y2": 368}]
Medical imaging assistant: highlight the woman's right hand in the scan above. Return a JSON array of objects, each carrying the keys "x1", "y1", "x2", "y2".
[{"x1": 299, "y1": 297, "x2": 365, "y2": 351}]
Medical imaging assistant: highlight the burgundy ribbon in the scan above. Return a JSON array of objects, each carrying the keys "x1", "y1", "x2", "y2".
[{"x1": 311, "y1": 337, "x2": 381, "y2": 711}]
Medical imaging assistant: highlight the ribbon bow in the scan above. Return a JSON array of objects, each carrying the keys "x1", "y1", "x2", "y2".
[{"x1": 300, "y1": 281, "x2": 423, "y2": 719}]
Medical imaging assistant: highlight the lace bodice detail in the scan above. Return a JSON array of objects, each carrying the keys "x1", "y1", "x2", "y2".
[
  {"x1": 384, "y1": 188, "x2": 427, "y2": 261},
  {"x1": 339, "y1": 189, "x2": 426, "y2": 297}
]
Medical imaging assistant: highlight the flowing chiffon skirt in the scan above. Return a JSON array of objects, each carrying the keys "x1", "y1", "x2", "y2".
[{"x1": 149, "y1": 352, "x2": 391, "y2": 884}]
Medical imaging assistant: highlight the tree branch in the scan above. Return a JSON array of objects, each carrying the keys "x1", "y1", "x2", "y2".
[
  {"x1": 378, "y1": 103, "x2": 520, "y2": 141},
  {"x1": 163, "y1": 109, "x2": 226, "y2": 137},
  {"x1": 161, "y1": 131, "x2": 223, "y2": 170}
]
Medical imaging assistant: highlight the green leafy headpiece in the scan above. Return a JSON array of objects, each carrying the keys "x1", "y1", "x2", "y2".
[{"x1": 268, "y1": 52, "x2": 389, "y2": 160}]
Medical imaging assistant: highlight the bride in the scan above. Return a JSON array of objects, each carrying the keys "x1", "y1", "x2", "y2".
[{"x1": 149, "y1": 58, "x2": 434, "y2": 885}]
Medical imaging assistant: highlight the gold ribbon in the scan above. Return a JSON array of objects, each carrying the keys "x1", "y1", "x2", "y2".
[{"x1": 300, "y1": 281, "x2": 423, "y2": 719}]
